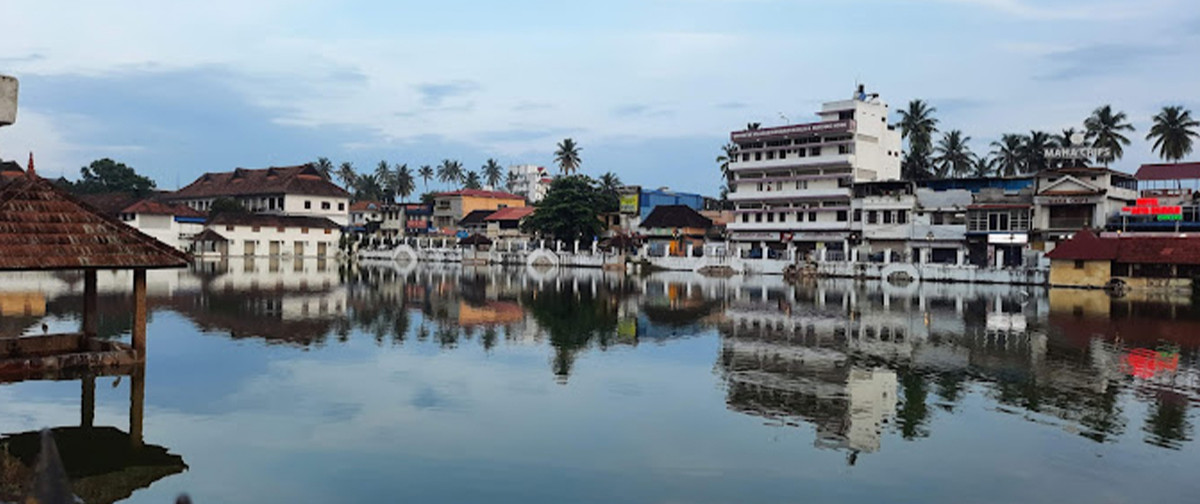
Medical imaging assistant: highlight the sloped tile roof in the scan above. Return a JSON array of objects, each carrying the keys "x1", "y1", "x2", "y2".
[
  {"x1": 1047, "y1": 229, "x2": 1200, "y2": 265},
  {"x1": 458, "y1": 209, "x2": 495, "y2": 226},
  {"x1": 436, "y1": 189, "x2": 525, "y2": 200},
  {"x1": 77, "y1": 193, "x2": 141, "y2": 216},
  {"x1": 0, "y1": 174, "x2": 190, "y2": 270},
  {"x1": 484, "y1": 206, "x2": 535, "y2": 221},
  {"x1": 192, "y1": 228, "x2": 228, "y2": 242},
  {"x1": 121, "y1": 199, "x2": 205, "y2": 217},
  {"x1": 350, "y1": 200, "x2": 384, "y2": 212},
  {"x1": 168, "y1": 165, "x2": 350, "y2": 199},
  {"x1": 1136, "y1": 162, "x2": 1200, "y2": 181},
  {"x1": 640, "y1": 205, "x2": 713, "y2": 229},
  {"x1": 208, "y1": 213, "x2": 341, "y2": 229}
]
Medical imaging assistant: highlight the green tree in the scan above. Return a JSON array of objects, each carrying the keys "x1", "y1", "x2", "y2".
[
  {"x1": 554, "y1": 138, "x2": 582, "y2": 176},
  {"x1": 374, "y1": 160, "x2": 393, "y2": 201},
  {"x1": 1022, "y1": 130, "x2": 1052, "y2": 173},
  {"x1": 437, "y1": 159, "x2": 463, "y2": 189},
  {"x1": 521, "y1": 175, "x2": 606, "y2": 242},
  {"x1": 207, "y1": 197, "x2": 247, "y2": 218},
  {"x1": 1052, "y1": 128, "x2": 1088, "y2": 168},
  {"x1": 482, "y1": 158, "x2": 504, "y2": 189},
  {"x1": 991, "y1": 134, "x2": 1026, "y2": 177},
  {"x1": 418, "y1": 165, "x2": 434, "y2": 192},
  {"x1": 336, "y1": 161, "x2": 357, "y2": 189},
  {"x1": 1146, "y1": 105, "x2": 1199, "y2": 163},
  {"x1": 463, "y1": 171, "x2": 483, "y2": 190},
  {"x1": 505, "y1": 171, "x2": 520, "y2": 192},
  {"x1": 745, "y1": 122, "x2": 761, "y2": 130},
  {"x1": 716, "y1": 143, "x2": 738, "y2": 183},
  {"x1": 598, "y1": 172, "x2": 622, "y2": 213},
  {"x1": 354, "y1": 173, "x2": 385, "y2": 202},
  {"x1": 972, "y1": 155, "x2": 997, "y2": 178},
  {"x1": 1084, "y1": 105, "x2": 1135, "y2": 166},
  {"x1": 395, "y1": 164, "x2": 416, "y2": 201},
  {"x1": 72, "y1": 158, "x2": 156, "y2": 196},
  {"x1": 933, "y1": 130, "x2": 975, "y2": 178},
  {"x1": 898, "y1": 100, "x2": 939, "y2": 180},
  {"x1": 313, "y1": 157, "x2": 334, "y2": 179}
]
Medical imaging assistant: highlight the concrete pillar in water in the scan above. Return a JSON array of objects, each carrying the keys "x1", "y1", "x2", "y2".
[{"x1": 132, "y1": 269, "x2": 147, "y2": 356}]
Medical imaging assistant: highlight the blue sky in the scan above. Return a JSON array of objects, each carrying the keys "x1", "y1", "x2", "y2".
[{"x1": 1, "y1": 0, "x2": 1198, "y2": 195}]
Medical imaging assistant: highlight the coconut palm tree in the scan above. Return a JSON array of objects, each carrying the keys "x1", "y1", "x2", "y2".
[
  {"x1": 418, "y1": 165, "x2": 434, "y2": 192},
  {"x1": 599, "y1": 172, "x2": 622, "y2": 194},
  {"x1": 1051, "y1": 127, "x2": 1088, "y2": 168},
  {"x1": 437, "y1": 159, "x2": 464, "y2": 189},
  {"x1": 990, "y1": 134, "x2": 1025, "y2": 177},
  {"x1": 898, "y1": 100, "x2": 939, "y2": 180},
  {"x1": 314, "y1": 157, "x2": 334, "y2": 179},
  {"x1": 375, "y1": 160, "x2": 393, "y2": 201},
  {"x1": 481, "y1": 158, "x2": 504, "y2": 189},
  {"x1": 933, "y1": 130, "x2": 974, "y2": 178},
  {"x1": 395, "y1": 164, "x2": 415, "y2": 201},
  {"x1": 1084, "y1": 105, "x2": 1135, "y2": 166},
  {"x1": 354, "y1": 173, "x2": 385, "y2": 202},
  {"x1": 1146, "y1": 106, "x2": 1200, "y2": 163},
  {"x1": 336, "y1": 161, "x2": 357, "y2": 189},
  {"x1": 971, "y1": 155, "x2": 997, "y2": 178},
  {"x1": 1021, "y1": 131, "x2": 1052, "y2": 173},
  {"x1": 554, "y1": 138, "x2": 582, "y2": 176},
  {"x1": 463, "y1": 171, "x2": 483, "y2": 190},
  {"x1": 716, "y1": 143, "x2": 738, "y2": 182},
  {"x1": 746, "y1": 122, "x2": 761, "y2": 130},
  {"x1": 506, "y1": 171, "x2": 520, "y2": 192}
]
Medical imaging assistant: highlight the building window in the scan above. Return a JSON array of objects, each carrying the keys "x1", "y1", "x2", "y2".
[
  {"x1": 808, "y1": 212, "x2": 817, "y2": 222},
  {"x1": 932, "y1": 213, "x2": 944, "y2": 225},
  {"x1": 796, "y1": 180, "x2": 807, "y2": 190},
  {"x1": 302, "y1": 227, "x2": 309, "y2": 234},
  {"x1": 757, "y1": 182, "x2": 764, "y2": 191},
  {"x1": 755, "y1": 213, "x2": 763, "y2": 223},
  {"x1": 304, "y1": 200, "x2": 312, "y2": 209},
  {"x1": 867, "y1": 211, "x2": 878, "y2": 224},
  {"x1": 838, "y1": 144, "x2": 850, "y2": 155},
  {"x1": 338, "y1": 203, "x2": 345, "y2": 211},
  {"x1": 1075, "y1": 260, "x2": 1085, "y2": 270},
  {"x1": 742, "y1": 153, "x2": 749, "y2": 162},
  {"x1": 778, "y1": 150, "x2": 786, "y2": 160},
  {"x1": 755, "y1": 152, "x2": 762, "y2": 161},
  {"x1": 276, "y1": 227, "x2": 284, "y2": 232},
  {"x1": 325, "y1": 228, "x2": 332, "y2": 235},
  {"x1": 321, "y1": 202, "x2": 331, "y2": 210},
  {"x1": 775, "y1": 181, "x2": 783, "y2": 191},
  {"x1": 837, "y1": 210, "x2": 848, "y2": 222},
  {"x1": 767, "y1": 213, "x2": 774, "y2": 223},
  {"x1": 897, "y1": 210, "x2": 908, "y2": 224},
  {"x1": 225, "y1": 225, "x2": 235, "y2": 232},
  {"x1": 742, "y1": 214, "x2": 749, "y2": 223},
  {"x1": 883, "y1": 211, "x2": 893, "y2": 224},
  {"x1": 252, "y1": 226, "x2": 261, "y2": 232},
  {"x1": 766, "y1": 151, "x2": 775, "y2": 160},
  {"x1": 854, "y1": 209, "x2": 862, "y2": 222},
  {"x1": 810, "y1": 147, "x2": 822, "y2": 157}
]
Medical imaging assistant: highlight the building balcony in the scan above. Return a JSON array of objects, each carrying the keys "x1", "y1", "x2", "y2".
[
  {"x1": 727, "y1": 221, "x2": 852, "y2": 232},
  {"x1": 729, "y1": 154, "x2": 853, "y2": 172},
  {"x1": 1047, "y1": 218, "x2": 1092, "y2": 230},
  {"x1": 729, "y1": 187, "x2": 851, "y2": 202}
]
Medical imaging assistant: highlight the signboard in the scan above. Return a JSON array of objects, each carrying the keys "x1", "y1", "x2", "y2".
[
  {"x1": 619, "y1": 193, "x2": 640, "y2": 214},
  {"x1": 988, "y1": 233, "x2": 1028, "y2": 245},
  {"x1": 731, "y1": 120, "x2": 854, "y2": 142},
  {"x1": 1041, "y1": 196, "x2": 1096, "y2": 205},
  {"x1": 1121, "y1": 198, "x2": 1182, "y2": 221},
  {"x1": 731, "y1": 232, "x2": 779, "y2": 242},
  {"x1": 1044, "y1": 147, "x2": 1111, "y2": 160}
]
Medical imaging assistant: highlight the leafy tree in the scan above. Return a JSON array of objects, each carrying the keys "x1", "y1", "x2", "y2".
[
  {"x1": 482, "y1": 158, "x2": 504, "y2": 189},
  {"x1": 598, "y1": 172, "x2": 622, "y2": 213},
  {"x1": 463, "y1": 171, "x2": 483, "y2": 190},
  {"x1": 418, "y1": 165, "x2": 434, "y2": 192},
  {"x1": 208, "y1": 197, "x2": 247, "y2": 217},
  {"x1": 419, "y1": 192, "x2": 437, "y2": 206},
  {"x1": 336, "y1": 161, "x2": 357, "y2": 189},
  {"x1": 1147, "y1": 105, "x2": 1199, "y2": 163},
  {"x1": 313, "y1": 157, "x2": 334, "y2": 179},
  {"x1": 1022, "y1": 130, "x2": 1052, "y2": 173},
  {"x1": 395, "y1": 164, "x2": 416, "y2": 201},
  {"x1": 375, "y1": 160, "x2": 393, "y2": 201},
  {"x1": 991, "y1": 134, "x2": 1025, "y2": 177},
  {"x1": 354, "y1": 173, "x2": 386, "y2": 202},
  {"x1": 1052, "y1": 127, "x2": 1089, "y2": 168},
  {"x1": 554, "y1": 138, "x2": 582, "y2": 176},
  {"x1": 716, "y1": 143, "x2": 738, "y2": 183},
  {"x1": 898, "y1": 100, "x2": 939, "y2": 180},
  {"x1": 437, "y1": 159, "x2": 463, "y2": 189},
  {"x1": 933, "y1": 130, "x2": 974, "y2": 178},
  {"x1": 72, "y1": 158, "x2": 156, "y2": 196},
  {"x1": 1084, "y1": 105, "x2": 1135, "y2": 166},
  {"x1": 971, "y1": 155, "x2": 997, "y2": 178},
  {"x1": 505, "y1": 171, "x2": 520, "y2": 192},
  {"x1": 521, "y1": 175, "x2": 607, "y2": 242}
]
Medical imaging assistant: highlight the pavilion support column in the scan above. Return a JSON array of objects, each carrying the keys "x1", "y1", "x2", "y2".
[
  {"x1": 81, "y1": 374, "x2": 95, "y2": 429},
  {"x1": 129, "y1": 365, "x2": 145, "y2": 449},
  {"x1": 132, "y1": 269, "x2": 147, "y2": 357},
  {"x1": 82, "y1": 270, "x2": 98, "y2": 338}
]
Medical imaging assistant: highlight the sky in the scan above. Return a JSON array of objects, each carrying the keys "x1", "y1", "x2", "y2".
[{"x1": 1, "y1": 0, "x2": 1198, "y2": 196}]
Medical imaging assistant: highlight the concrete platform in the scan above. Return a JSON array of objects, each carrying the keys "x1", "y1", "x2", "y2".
[{"x1": 0, "y1": 333, "x2": 140, "y2": 383}]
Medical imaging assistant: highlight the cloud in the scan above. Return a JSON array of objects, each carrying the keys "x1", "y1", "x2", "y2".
[
  {"x1": 512, "y1": 101, "x2": 555, "y2": 112},
  {"x1": 611, "y1": 103, "x2": 674, "y2": 118},
  {"x1": 934, "y1": 0, "x2": 1175, "y2": 21},
  {"x1": 414, "y1": 80, "x2": 480, "y2": 107},
  {"x1": 1039, "y1": 43, "x2": 1172, "y2": 80},
  {"x1": 715, "y1": 102, "x2": 748, "y2": 109},
  {"x1": 0, "y1": 53, "x2": 44, "y2": 64}
]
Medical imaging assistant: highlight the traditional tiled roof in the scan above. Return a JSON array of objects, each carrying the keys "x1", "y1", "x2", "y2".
[
  {"x1": 1136, "y1": 162, "x2": 1200, "y2": 181},
  {"x1": 207, "y1": 213, "x2": 341, "y2": 229},
  {"x1": 0, "y1": 173, "x2": 190, "y2": 271},
  {"x1": 484, "y1": 206, "x2": 535, "y2": 221},
  {"x1": 436, "y1": 189, "x2": 525, "y2": 200},
  {"x1": 121, "y1": 199, "x2": 205, "y2": 217},
  {"x1": 169, "y1": 165, "x2": 350, "y2": 200},
  {"x1": 0, "y1": 161, "x2": 23, "y2": 178},
  {"x1": 350, "y1": 200, "x2": 384, "y2": 212},
  {"x1": 640, "y1": 205, "x2": 713, "y2": 229},
  {"x1": 1047, "y1": 229, "x2": 1200, "y2": 265},
  {"x1": 458, "y1": 209, "x2": 495, "y2": 226},
  {"x1": 77, "y1": 193, "x2": 142, "y2": 216},
  {"x1": 192, "y1": 228, "x2": 228, "y2": 242}
]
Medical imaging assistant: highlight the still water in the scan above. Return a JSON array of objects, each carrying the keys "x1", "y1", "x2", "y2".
[{"x1": 1, "y1": 259, "x2": 1199, "y2": 503}]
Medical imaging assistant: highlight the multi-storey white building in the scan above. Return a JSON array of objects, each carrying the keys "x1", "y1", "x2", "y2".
[
  {"x1": 507, "y1": 164, "x2": 551, "y2": 203},
  {"x1": 726, "y1": 87, "x2": 902, "y2": 258},
  {"x1": 167, "y1": 164, "x2": 351, "y2": 226}
]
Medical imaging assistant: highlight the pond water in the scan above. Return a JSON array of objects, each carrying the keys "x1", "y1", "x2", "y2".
[{"x1": 1, "y1": 259, "x2": 1199, "y2": 503}]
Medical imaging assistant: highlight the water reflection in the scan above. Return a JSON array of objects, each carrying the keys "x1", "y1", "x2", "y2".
[{"x1": 2, "y1": 258, "x2": 1200, "y2": 502}]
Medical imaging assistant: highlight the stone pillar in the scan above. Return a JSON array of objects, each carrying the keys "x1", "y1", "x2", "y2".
[
  {"x1": 83, "y1": 270, "x2": 98, "y2": 337},
  {"x1": 591, "y1": 240, "x2": 598, "y2": 255},
  {"x1": 884, "y1": 250, "x2": 892, "y2": 264},
  {"x1": 573, "y1": 241, "x2": 579, "y2": 254},
  {"x1": 686, "y1": 244, "x2": 694, "y2": 257},
  {"x1": 995, "y1": 248, "x2": 1004, "y2": 269},
  {"x1": 132, "y1": 269, "x2": 147, "y2": 356},
  {"x1": 956, "y1": 249, "x2": 965, "y2": 266}
]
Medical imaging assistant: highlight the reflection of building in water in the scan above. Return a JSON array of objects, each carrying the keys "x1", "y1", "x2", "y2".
[{"x1": 0, "y1": 364, "x2": 186, "y2": 503}]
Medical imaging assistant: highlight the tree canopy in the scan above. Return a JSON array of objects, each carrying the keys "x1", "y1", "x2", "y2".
[
  {"x1": 70, "y1": 158, "x2": 156, "y2": 196},
  {"x1": 521, "y1": 175, "x2": 607, "y2": 242}
]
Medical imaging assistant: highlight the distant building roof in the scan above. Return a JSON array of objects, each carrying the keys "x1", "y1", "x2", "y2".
[
  {"x1": 121, "y1": 199, "x2": 205, "y2": 217},
  {"x1": 1136, "y1": 162, "x2": 1200, "y2": 181},
  {"x1": 350, "y1": 200, "x2": 384, "y2": 212},
  {"x1": 0, "y1": 173, "x2": 190, "y2": 271},
  {"x1": 1047, "y1": 229, "x2": 1200, "y2": 265},
  {"x1": 208, "y1": 213, "x2": 340, "y2": 229},
  {"x1": 192, "y1": 228, "x2": 228, "y2": 242},
  {"x1": 77, "y1": 193, "x2": 142, "y2": 216},
  {"x1": 436, "y1": 189, "x2": 525, "y2": 200},
  {"x1": 640, "y1": 205, "x2": 713, "y2": 229},
  {"x1": 484, "y1": 206, "x2": 535, "y2": 221},
  {"x1": 0, "y1": 161, "x2": 23, "y2": 178},
  {"x1": 458, "y1": 209, "x2": 495, "y2": 226},
  {"x1": 169, "y1": 165, "x2": 350, "y2": 200}
]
